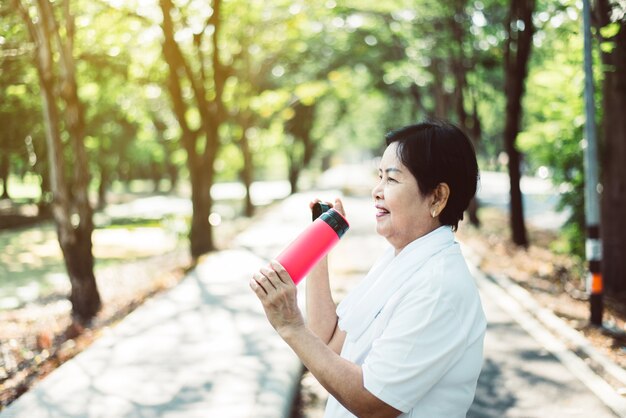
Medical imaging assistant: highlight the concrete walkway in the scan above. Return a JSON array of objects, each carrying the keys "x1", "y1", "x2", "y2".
[
  {"x1": 0, "y1": 193, "x2": 323, "y2": 418},
  {"x1": 1, "y1": 248, "x2": 301, "y2": 417},
  {"x1": 469, "y1": 270, "x2": 623, "y2": 417}
]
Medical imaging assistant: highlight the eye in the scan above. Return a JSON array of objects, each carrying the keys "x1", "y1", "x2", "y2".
[{"x1": 387, "y1": 177, "x2": 398, "y2": 183}]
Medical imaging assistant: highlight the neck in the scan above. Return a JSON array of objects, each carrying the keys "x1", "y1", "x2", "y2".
[{"x1": 392, "y1": 222, "x2": 444, "y2": 255}]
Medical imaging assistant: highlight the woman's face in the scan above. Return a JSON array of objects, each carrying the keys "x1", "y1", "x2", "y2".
[{"x1": 372, "y1": 142, "x2": 439, "y2": 253}]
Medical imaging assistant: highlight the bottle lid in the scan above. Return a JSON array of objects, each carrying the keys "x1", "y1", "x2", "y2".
[
  {"x1": 320, "y1": 208, "x2": 350, "y2": 238},
  {"x1": 312, "y1": 202, "x2": 332, "y2": 221}
]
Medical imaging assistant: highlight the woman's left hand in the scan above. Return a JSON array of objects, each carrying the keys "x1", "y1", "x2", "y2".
[{"x1": 250, "y1": 260, "x2": 305, "y2": 337}]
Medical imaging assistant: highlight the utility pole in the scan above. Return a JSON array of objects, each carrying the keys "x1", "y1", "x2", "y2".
[{"x1": 582, "y1": 0, "x2": 603, "y2": 326}]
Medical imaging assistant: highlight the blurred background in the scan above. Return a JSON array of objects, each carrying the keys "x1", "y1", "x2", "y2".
[{"x1": 1, "y1": 0, "x2": 625, "y2": 412}]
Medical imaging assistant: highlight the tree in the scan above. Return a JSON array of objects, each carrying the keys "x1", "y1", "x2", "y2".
[
  {"x1": 444, "y1": 0, "x2": 482, "y2": 226},
  {"x1": 0, "y1": 89, "x2": 28, "y2": 200},
  {"x1": 285, "y1": 101, "x2": 316, "y2": 194},
  {"x1": 223, "y1": 3, "x2": 294, "y2": 216},
  {"x1": 502, "y1": 0, "x2": 535, "y2": 247},
  {"x1": 14, "y1": 0, "x2": 101, "y2": 323},
  {"x1": 77, "y1": 21, "x2": 140, "y2": 208},
  {"x1": 159, "y1": 0, "x2": 227, "y2": 259},
  {"x1": 0, "y1": 6, "x2": 39, "y2": 201},
  {"x1": 515, "y1": 1, "x2": 587, "y2": 259},
  {"x1": 594, "y1": 0, "x2": 626, "y2": 294}
]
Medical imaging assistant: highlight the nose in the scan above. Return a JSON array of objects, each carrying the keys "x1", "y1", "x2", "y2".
[{"x1": 372, "y1": 178, "x2": 383, "y2": 200}]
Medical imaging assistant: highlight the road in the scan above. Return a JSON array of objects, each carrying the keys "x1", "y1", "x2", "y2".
[
  {"x1": 469, "y1": 273, "x2": 619, "y2": 417},
  {"x1": 476, "y1": 171, "x2": 570, "y2": 230}
]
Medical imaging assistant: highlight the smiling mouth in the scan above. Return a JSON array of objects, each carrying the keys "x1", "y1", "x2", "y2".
[{"x1": 376, "y1": 208, "x2": 389, "y2": 218}]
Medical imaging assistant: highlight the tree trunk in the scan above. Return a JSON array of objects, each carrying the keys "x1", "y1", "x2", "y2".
[
  {"x1": 53, "y1": 0, "x2": 99, "y2": 320},
  {"x1": 285, "y1": 102, "x2": 316, "y2": 195},
  {"x1": 450, "y1": 0, "x2": 469, "y2": 130},
  {"x1": 505, "y1": 143, "x2": 526, "y2": 245},
  {"x1": 62, "y1": 229, "x2": 100, "y2": 320},
  {"x1": 468, "y1": 91, "x2": 483, "y2": 227},
  {"x1": 189, "y1": 163, "x2": 214, "y2": 259},
  {"x1": 409, "y1": 84, "x2": 429, "y2": 119},
  {"x1": 38, "y1": 169, "x2": 52, "y2": 218},
  {"x1": 97, "y1": 164, "x2": 108, "y2": 210},
  {"x1": 595, "y1": 0, "x2": 626, "y2": 294},
  {"x1": 431, "y1": 58, "x2": 448, "y2": 119},
  {"x1": 151, "y1": 162, "x2": 162, "y2": 193},
  {"x1": 450, "y1": 0, "x2": 480, "y2": 227},
  {"x1": 152, "y1": 117, "x2": 179, "y2": 193},
  {"x1": 0, "y1": 151, "x2": 9, "y2": 199},
  {"x1": 502, "y1": 0, "x2": 535, "y2": 248},
  {"x1": 167, "y1": 162, "x2": 178, "y2": 192},
  {"x1": 16, "y1": 0, "x2": 101, "y2": 323},
  {"x1": 288, "y1": 160, "x2": 300, "y2": 195},
  {"x1": 239, "y1": 121, "x2": 255, "y2": 217},
  {"x1": 160, "y1": 0, "x2": 222, "y2": 259}
]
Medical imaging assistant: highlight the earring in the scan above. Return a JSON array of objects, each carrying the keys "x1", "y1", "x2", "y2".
[{"x1": 431, "y1": 208, "x2": 438, "y2": 218}]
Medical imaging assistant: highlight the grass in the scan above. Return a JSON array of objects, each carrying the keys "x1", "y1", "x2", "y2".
[
  {"x1": 0, "y1": 217, "x2": 186, "y2": 309},
  {"x1": 1, "y1": 175, "x2": 41, "y2": 201}
]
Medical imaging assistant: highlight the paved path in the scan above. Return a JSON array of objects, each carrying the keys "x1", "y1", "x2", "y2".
[
  {"x1": 1, "y1": 248, "x2": 301, "y2": 417},
  {"x1": 0, "y1": 213, "x2": 305, "y2": 417},
  {"x1": 2, "y1": 191, "x2": 625, "y2": 417},
  {"x1": 469, "y1": 272, "x2": 620, "y2": 417}
]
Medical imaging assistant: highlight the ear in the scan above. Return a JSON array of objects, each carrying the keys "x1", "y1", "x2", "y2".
[{"x1": 430, "y1": 183, "x2": 450, "y2": 218}]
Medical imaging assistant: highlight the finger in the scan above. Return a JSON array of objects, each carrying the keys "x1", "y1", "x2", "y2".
[
  {"x1": 259, "y1": 267, "x2": 278, "y2": 289},
  {"x1": 308, "y1": 198, "x2": 322, "y2": 209},
  {"x1": 249, "y1": 277, "x2": 267, "y2": 296},
  {"x1": 270, "y1": 260, "x2": 291, "y2": 284},
  {"x1": 334, "y1": 198, "x2": 346, "y2": 217},
  {"x1": 253, "y1": 272, "x2": 272, "y2": 293}
]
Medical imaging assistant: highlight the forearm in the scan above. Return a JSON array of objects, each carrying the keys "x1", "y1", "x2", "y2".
[
  {"x1": 280, "y1": 325, "x2": 400, "y2": 418},
  {"x1": 306, "y1": 256, "x2": 339, "y2": 343},
  {"x1": 250, "y1": 258, "x2": 397, "y2": 417}
]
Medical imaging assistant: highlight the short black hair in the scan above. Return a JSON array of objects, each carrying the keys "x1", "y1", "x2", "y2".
[{"x1": 385, "y1": 120, "x2": 479, "y2": 231}]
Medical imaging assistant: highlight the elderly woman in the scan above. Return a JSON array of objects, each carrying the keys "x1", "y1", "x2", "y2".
[{"x1": 250, "y1": 120, "x2": 486, "y2": 418}]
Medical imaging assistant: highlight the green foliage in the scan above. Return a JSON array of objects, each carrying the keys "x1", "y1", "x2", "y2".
[
  {"x1": 600, "y1": 22, "x2": 621, "y2": 39},
  {"x1": 0, "y1": 5, "x2": 46, "y2": 198},
  {"x1": 0, "y1": 0, "x2": 609, "y2": 261},
  {"x1": 517, "y1": 0, "x2": 588, "y2": 259}
]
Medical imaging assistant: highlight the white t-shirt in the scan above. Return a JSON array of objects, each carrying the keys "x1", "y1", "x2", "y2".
[{"x1": 324, "y1": 244, "x2": 486, "y2": 418}]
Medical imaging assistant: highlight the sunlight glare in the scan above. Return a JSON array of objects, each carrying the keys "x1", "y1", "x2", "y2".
[
  {"x1": 272, "y1": 65, "x2": 285, "y2": 77},
  {"x1": 209, "y1": 213, "x2": 222, "y2": 227},
  {"x1": 472, "y1": 11, "x2": 487, "y2": 27},
  {"x1": 289, "y1": 4, "x2": 302, "y2": 15},
  {"x1": 364, "y1": 35, "x2": 377, "y2": 46}
]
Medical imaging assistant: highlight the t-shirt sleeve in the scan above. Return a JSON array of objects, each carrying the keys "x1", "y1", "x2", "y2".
[{"x1": 361, "y1": 288, "x2": 467, "y2": 413}]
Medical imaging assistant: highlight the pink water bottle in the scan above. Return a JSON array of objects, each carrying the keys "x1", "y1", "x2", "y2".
[{"x1": 276, "y1": 205, "x2": 349, "y2": 285}]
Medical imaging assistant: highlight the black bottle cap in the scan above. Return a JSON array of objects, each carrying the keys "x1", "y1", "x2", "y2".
[
  {"x1": 312, "y1": 202, "x2": 332, "y2": 221},
  {"x1": 320, "y1": 208, "x2": 350, "y2": 238}
]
